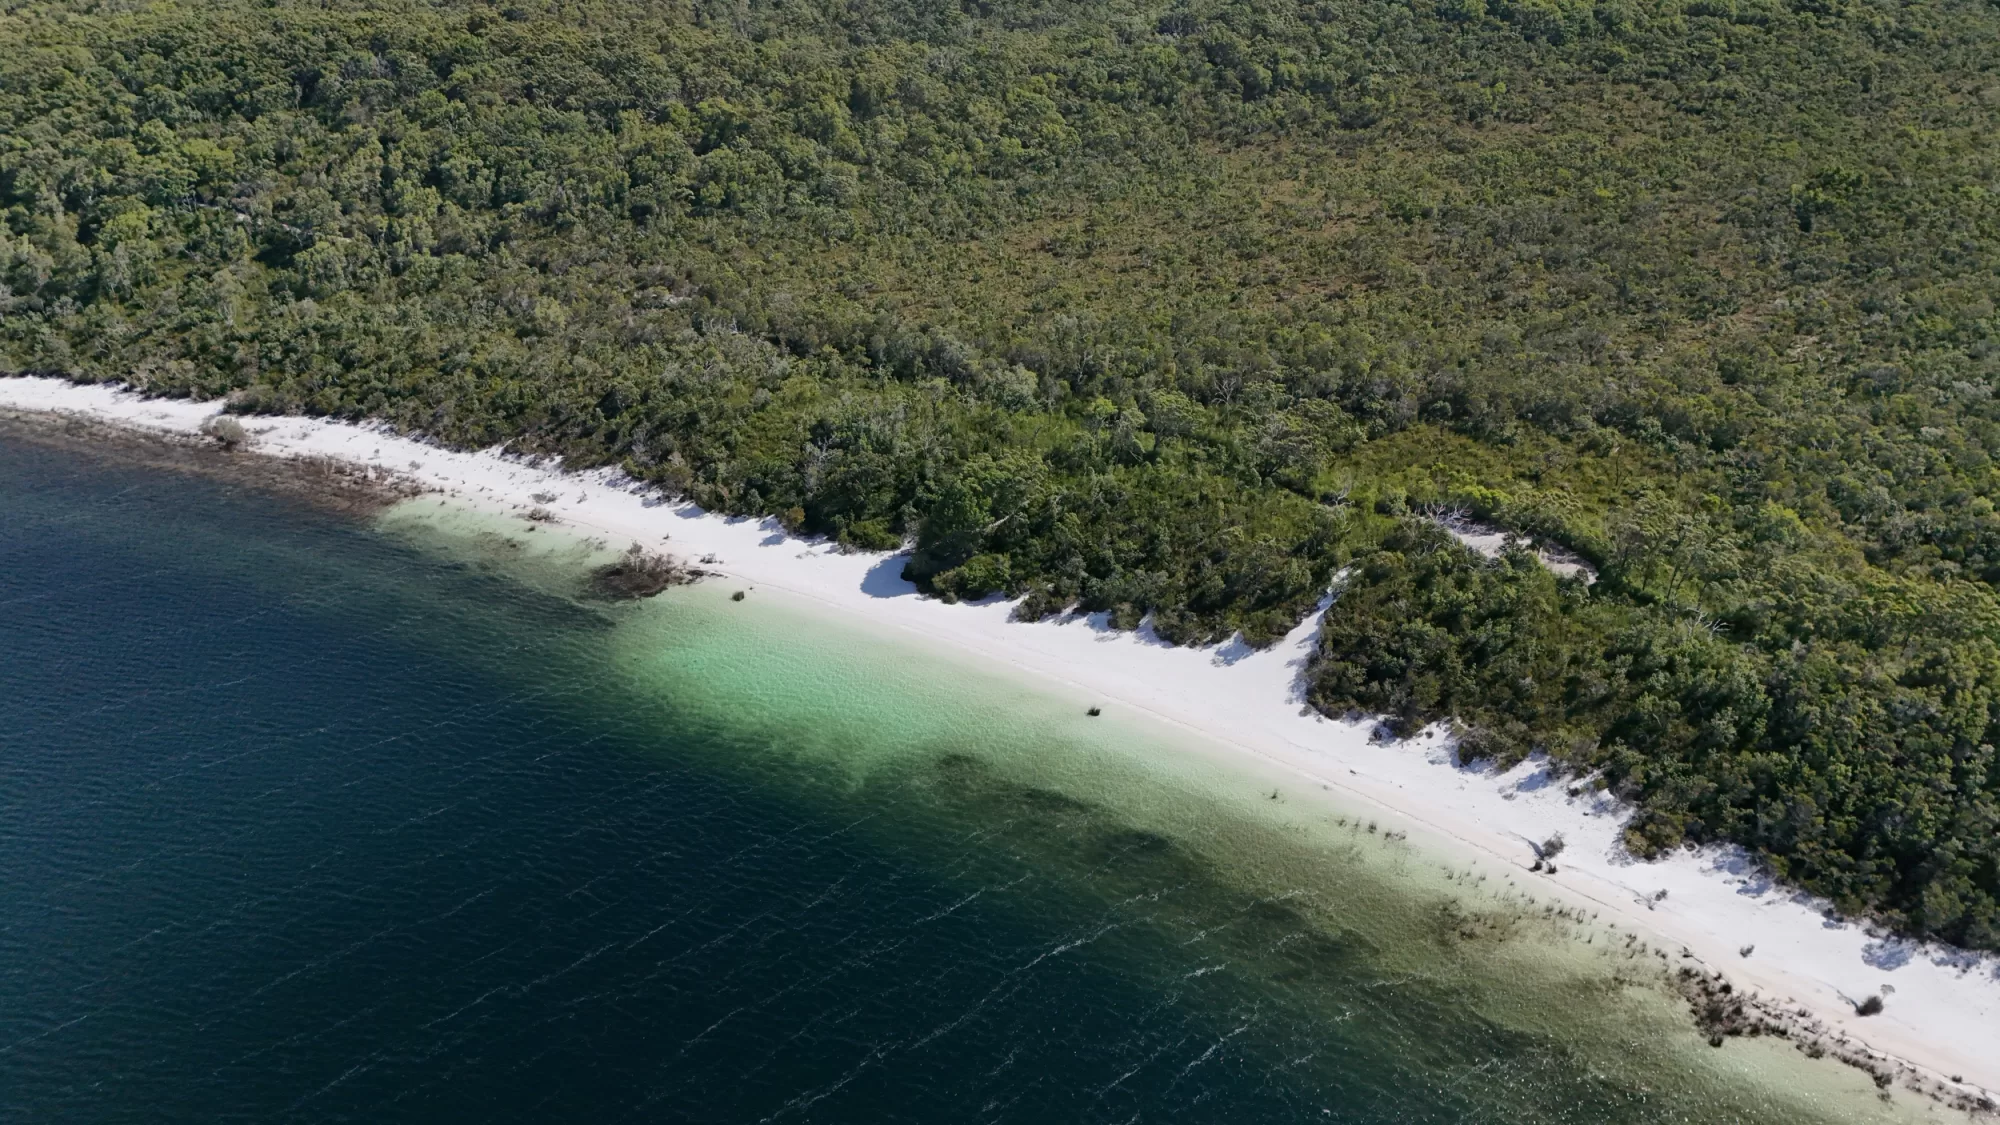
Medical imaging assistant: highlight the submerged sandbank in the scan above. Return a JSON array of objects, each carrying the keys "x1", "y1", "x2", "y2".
[{"x1": 3, "y1": 375, "x2": 1995, "y2": 1115}]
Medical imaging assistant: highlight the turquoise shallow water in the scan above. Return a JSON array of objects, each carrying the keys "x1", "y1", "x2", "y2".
[{"x1": 0, "y1": 434, "x2": 1935, "y2": 1123}]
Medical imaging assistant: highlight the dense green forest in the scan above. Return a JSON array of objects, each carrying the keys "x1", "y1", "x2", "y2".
[{"x1": 5, "y1": 0, "x2": 2000, "y2": 946}]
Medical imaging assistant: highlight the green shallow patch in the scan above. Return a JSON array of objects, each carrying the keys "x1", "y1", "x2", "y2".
[{"x1": 379, "y1": 499, "x2": 1945, "y2": 1125}]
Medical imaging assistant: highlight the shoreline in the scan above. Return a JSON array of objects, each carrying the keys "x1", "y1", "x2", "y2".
[
  {"x1": 0, "y1": 405, "x2": 422, "y2": 516},
  {"x1": 5, "y1": 376, "x2": 1996, "y2": 1114}
]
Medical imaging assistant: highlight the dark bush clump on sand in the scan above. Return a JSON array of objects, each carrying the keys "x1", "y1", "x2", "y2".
[{"x1": 588, "y1": 545, "x2": 694, "y2": 600}]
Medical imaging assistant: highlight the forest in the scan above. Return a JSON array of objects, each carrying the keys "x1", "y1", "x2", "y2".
[{"x1": 3, "y1": 0, "x2": 1999, "y2": 947}]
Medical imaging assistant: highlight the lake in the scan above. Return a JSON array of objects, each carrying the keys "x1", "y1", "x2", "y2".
[{"x1": 0, "y1": 431, "x2": 1926, "y2": 1124}]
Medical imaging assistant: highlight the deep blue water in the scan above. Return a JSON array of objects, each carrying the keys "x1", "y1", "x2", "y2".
[{"x1": 0, "y1": 434, "x2": 1904, "y2": 1124}]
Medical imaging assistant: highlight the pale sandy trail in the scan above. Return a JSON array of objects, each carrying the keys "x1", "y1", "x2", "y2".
[{"x1": 5, "y1": 375, "x2": 1996, "y2": 1106}]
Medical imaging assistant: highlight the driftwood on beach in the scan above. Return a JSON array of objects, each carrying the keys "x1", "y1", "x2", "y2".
[
  {"x1": 1674, "y1": 963, "x2": 1997, "y2": 1116},
  {"x1": 586, "y1": 544, "x2": 699, "y2": 599}
]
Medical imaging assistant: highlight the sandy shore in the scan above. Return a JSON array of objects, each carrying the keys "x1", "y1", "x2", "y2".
[
  {"x1": 5, "y1": 376, "x2": 1996, "y2": 1111},
  {"x1": 0, "y1": 405, "x2": 420, "y2": 515}
]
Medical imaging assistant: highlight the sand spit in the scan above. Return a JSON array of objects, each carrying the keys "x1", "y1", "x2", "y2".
[{"x1": 3, "y1": 376, "x2": 1995, "y2": 1113}]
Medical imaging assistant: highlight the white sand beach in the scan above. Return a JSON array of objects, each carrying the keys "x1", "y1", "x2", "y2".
[{"x1": 6, "y1": 375, "x2": 1997, "y2": 1109}]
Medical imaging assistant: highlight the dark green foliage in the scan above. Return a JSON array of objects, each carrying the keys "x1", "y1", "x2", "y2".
[
  {"x1": 1308, "y1": 523, "x2": 1613, "y2": 755},
  {"x1": 5, "y1": 0, "x2": 2000, "y2": 944},
  {"x1": 1311, "y1": 524, "x2": 2000, "y2": 948}
]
